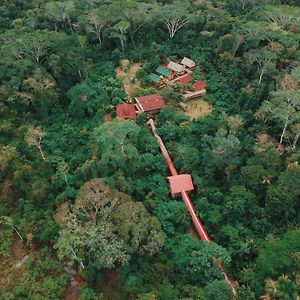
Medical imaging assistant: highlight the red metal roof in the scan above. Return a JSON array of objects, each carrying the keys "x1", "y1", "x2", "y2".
[
  {"x1": 116, "y1": 103, "x2": 137, "y2": 120},
  {"x1": 167, "y1": 174, "x2": 194, "y2": 197},
  {"x1": 177, "y1": 74, "x2": 193, "y2": 85},
  {"x1": 135, "y1": 94, "x2": 165, "y2": 112},
  {"x1": 193, "y1": 81, "x2": 207, "y2": 91}
]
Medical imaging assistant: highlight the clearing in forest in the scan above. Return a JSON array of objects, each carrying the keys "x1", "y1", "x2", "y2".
[
  {"x1": 184, "y1": 98, "x2": 213, "y2": 119},
  {"x1": 116, "y1": 63, "x2": 141, "y2": 97}
]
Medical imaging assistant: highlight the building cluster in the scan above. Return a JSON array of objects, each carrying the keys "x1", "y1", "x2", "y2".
[
  {"x1": 149, "y1": 57, "x2": 207, "y2": 100},
  {"x1": 115, "y1": 57, "x2": 207, "y2": 120},
  {"x1": 116, "y1": 94, "x2": 165, "y2": 120}
]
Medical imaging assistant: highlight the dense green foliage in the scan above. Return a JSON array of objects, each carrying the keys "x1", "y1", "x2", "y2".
[{"x1": 0, "y1": 0, "x2": 300, "y2": 299}]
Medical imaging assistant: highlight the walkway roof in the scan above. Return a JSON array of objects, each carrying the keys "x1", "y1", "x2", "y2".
[{"x1": 167, "y1": 174, "x2": 194, "y2": 197}]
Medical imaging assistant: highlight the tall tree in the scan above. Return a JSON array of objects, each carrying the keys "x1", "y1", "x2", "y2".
[
  {"x1": 45, "y1": 1, "x2": 76, "y2": 32},
  {"x1": 202, "y1": 129, "x2": 241, "y2": 180},
  {"x1": 25, "y1": 126, "x2": 46, "y2": 160},
  {"x1": 266, "y1": 163, "x2": 300, "y2": 221},
  {"x1": 257, "y1": 90, "x2": 300, "y2": 144},
  {"x1": 83, "y1": 8, "x2": 112, "y2": 44},
  {"x1": 246, "y1": 49, "x2": 277, "y2": 84},
  {"x1": 158, "y1": 2, "x2": 191, "y2": 39},
  {"x1": 110, "y1": 20, "x2": 131, "y2": 53},
  {"x1": 95, "y1": 119, "x2": 140, "y2": 154},
  {"x1": 20, "y1": 68, "x2": 59, "y2": 117},
  {"x1": 55, "y1": 178, "x2": 164, "y2": 269},
  {"x1": 167, "y1": 234, "x2": 231, "y2": 286},
  {"x1": 119, "y1": 1, "x2": 154, "y2": 41}
]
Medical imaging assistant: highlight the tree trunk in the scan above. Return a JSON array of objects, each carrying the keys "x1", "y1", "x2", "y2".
[
  {"x1": 120, "y1": 38, "x2": 125, "y2": 53},
  {"x1": 64, "y1": 173, "x2": 69, "y2": 186},
  {"x1": 12, "y1": 225, "x2": 23, "y2": 241},
  {"x1": 292, "y1": 133, "x2": 299, "y2": 150},
  {"x1": 97, "y1": 32, "x2": 102, "y2": 44},
  {"x1": 258, "y1": 68, "x2": 264, "y2": 85},
  {"x1": 69, "y1": 246, "x2": 85, "y2": 269},
  {"x1": 38, "y1": 144, "x2": 46, "y2": 160},
  {"x1": 280, "y1": 118, "x2": 289, "y2": 144}
]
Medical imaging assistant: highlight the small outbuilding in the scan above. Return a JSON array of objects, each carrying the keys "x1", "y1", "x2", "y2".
[
  {"x1": 167, "y1": 174, "x2": 194, "y2": 197},
  {"x1": 167, "y1": 61, "x2": 186, "y2": 74},
  {"x1": 116, "y1": 103, "x2": 137, "y2": 120},
  {"x1": 181, "y1": 57, "x2": 196, "y2": 69},
  {"x1": 135, "y1": 94, "x2": 165, "y2": 114}
]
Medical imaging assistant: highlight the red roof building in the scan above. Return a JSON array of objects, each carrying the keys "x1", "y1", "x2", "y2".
[
  {"x1": 193, "y1": 81, "x2": 207, "y2": 91},
  {"x1": 135, "y1": 94, "x2": 165, "y2": 113},
  {"x1": 116, "y1": 103, "x2": 137, "y2": 120},
  {"x1": 167, "y1": 174, "x2": 194, "y2": 197},
  {"x1": 177, "y1": 74, "x2": 193, "y2": 85}
]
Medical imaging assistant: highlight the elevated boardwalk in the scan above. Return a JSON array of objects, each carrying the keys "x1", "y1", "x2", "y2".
[{"x1": 147, "y1": 118, "x2": 236, "y2": 293}]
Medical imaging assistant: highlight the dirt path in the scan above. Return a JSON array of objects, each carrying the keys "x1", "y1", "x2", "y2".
[
  {"x1": 184, "y1": 98, "x2": 213, "y2": 119},
  {"x1": 116, "y1": 63, "x2": 141, "y2": 97}
]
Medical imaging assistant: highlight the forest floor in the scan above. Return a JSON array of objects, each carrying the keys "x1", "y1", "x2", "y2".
[
  {"x1": 64, "y1": 274, "x2": 85, "y2": 300},
  {"x1": 0, "y1": 237, "x2": 28, "y2": 290},
  {"x1": 100, "y1": 270, "x2": 128, "y2": 300},
  {"x1": 116, "y1": 63, "x2": 141, "y2": 97},
  {"x1": 184, "y1": 98, "x2": 213, "y2": 119}
]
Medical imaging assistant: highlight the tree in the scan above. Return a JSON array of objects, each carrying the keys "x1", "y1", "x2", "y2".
[
  {"x1": 15, "y1": 31, "x2": 52, "y2": 63},
  {"x1": 56, "y1": 179, "x2": 164, "y2": 269},
  {"x1": 113, "y1": 201, "x2": 165, "y2": 255},
  {"x1": 264, "y1": 276, "x2": 299, "y2": 300},
  {"x1": 204, "y1": 280, "x2": 233, "y2": 300},
  {"x1": 254, "y1": 230, "x2": 300, "y2": 295},
  {"x1": 246, "y1": 49, "x2": 277, "y2": 84},
  {"x1": 57, "y1": 161, "x2": 70, "y2": 186},
  {"x1": 83, "y1": 8, "x2": 111, "y2": 44},
  {"x1": 45, "y1": 1, "x2": 76, "y2": 32},
  {"x1": 20, "y1": 68, "x2": 59, "y2": 117},
  {"x1": 153, "y1": 200, "x2": 189, "y2": 234},
  {"x1": 167, "y1": 234, "x2": 231, "y2": 285},
  {"x1": 25, "y1": 126, "x2": 46, "y2": 160},
  {"x1": 263, "y1": 5, "x2": 300, "y2": 30},
  {"x1": 55, "y1": 179, "x2": 130, "y2": 269},
  {"x1": 223, "y1": 185, "x2": 263, "y2": 227},
  {"x1": 289, "y1": 123, "x2": 300, "y2": 150},
  {"x1": 226, "y1": 0, "x2": 265, "y2": 15},
  {"x1": 95, "y1": 118, "x2": 140, "y2": 154},
  {"x1": 266, "y1": 163, "x2": 300, "y2": 221},
  {"x1": 1, "y1": 247, "x2": 69, "y2": 299},
  {"x1": 202, "y1": 129, "x2": 241, "y2": 180},
  {"x1": 159, "y1": 2, "x2": 191, "y2": 39},
  {"x1": 0, "y1": 145, "x2": 20, "y2": 176},
  {"x1": 291, "y1": 66, "x2": 300, "y2": 82},
  {"x1": 257, "y1": 90, "x2": 300, "y2": 144},
  {"x1": 0, "y1": 216, "x2": 23, "y2": 241},
  {"x1": 110, "y1": 20, "x2": 131, "y2": 53},
  {"x1": 119, "y1": 1, "x2": 154, "y2": 41}
]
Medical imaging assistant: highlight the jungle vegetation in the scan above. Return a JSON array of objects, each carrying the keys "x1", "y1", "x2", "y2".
[{"x1": 0, "y1": 0, "x2": 300, "y2": 299}]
